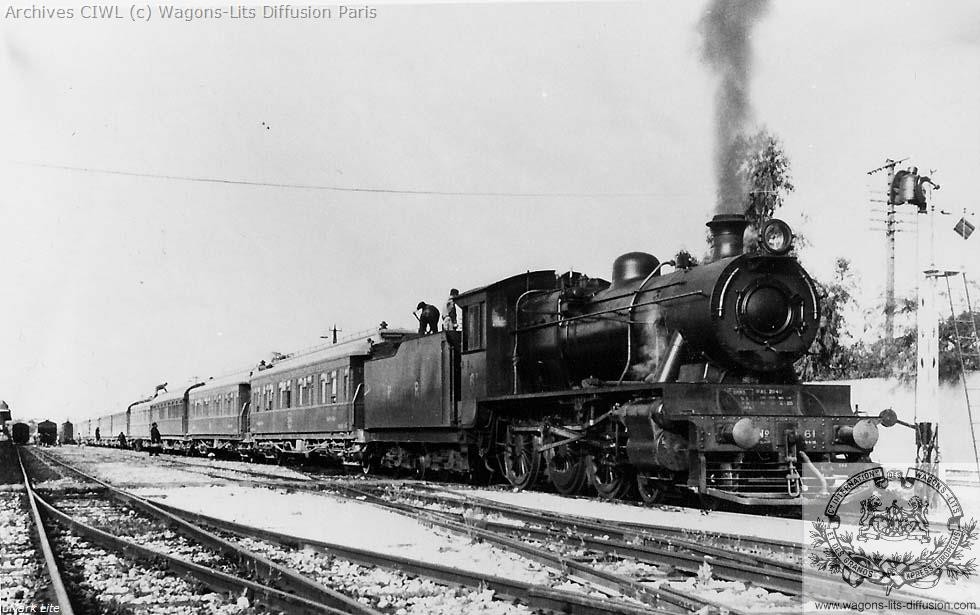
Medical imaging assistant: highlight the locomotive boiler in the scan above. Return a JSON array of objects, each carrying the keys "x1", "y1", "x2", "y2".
[{"x1": 514, "y1": 214, "x2": 818, "y2": 390}]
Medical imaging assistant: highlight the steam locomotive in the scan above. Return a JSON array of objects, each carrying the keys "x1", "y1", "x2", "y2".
[{"x1": 80, "y1": 214, "x2": 886, "y2": 507}]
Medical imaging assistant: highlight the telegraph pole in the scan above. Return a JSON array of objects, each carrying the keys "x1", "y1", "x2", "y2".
[
  {"x1": 320, "y1": 324, "x2": 342, "y2": 344},
  {"x1": 868, "y1": 157, "x2": 907, "y2": 340}
]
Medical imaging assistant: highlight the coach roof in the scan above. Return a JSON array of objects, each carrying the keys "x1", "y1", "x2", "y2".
[{"x1": 250, "y1": 327, "x2": 412, "y2": 381}]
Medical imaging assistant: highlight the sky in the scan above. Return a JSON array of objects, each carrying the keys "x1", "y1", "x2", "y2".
[{"x1": 1, "y1": 1, "x2": 979, "y2": 422}]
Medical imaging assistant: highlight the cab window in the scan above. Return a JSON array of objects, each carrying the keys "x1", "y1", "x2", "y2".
[{"x1": 464, "y1": 301, "x2": 486, "y2": 351}]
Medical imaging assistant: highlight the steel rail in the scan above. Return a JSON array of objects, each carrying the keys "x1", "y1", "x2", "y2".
[
  {"x1": 431, "y1": 504, "x2": 799, "y2": 594},
  {"x1": 15, "y1": 447, "x2": 76, "y2": 615},
  {"x1": 390, "y1": 486, "x2": 965, "y2": 615},
  {"x1": 34, "y1": 449, "x2": 669, "y2": 615},
  {"x1": 30, "y1": 449, "x2": 382, "y2": 615},
  {"x1": 405, "y1": 484, "x2": 802, "y2": 570},
  {"x1": 139, "y1": 454, "x2": 799, "y2": 565},
  {"x1": 71, "y1": 449, "x2": 799, "y2": 572},
  {"x1": 150, "y1": 500, "x2": 670, "y2": 615},
  {"x1": 362, "y1": 485, "x2": 966, "y2": 614},
  {"x1": 151, "y1": 454, "x2": 316, "y2": 484},
  {"x1": 77, "y1": 452, "x2": 801, "y2": 594},
  {"x1": 356, "y1": 484, "x2": 803, "y2": 595},
  {"x1": 334, "y1": 484, "x2": 744, "y2": 615},
  {"x1": 28, "y1": 491, "x2": 351, "y2": 615},
  {"x1": 37, "y1": 449, "x2": 960, "y2": 615}
]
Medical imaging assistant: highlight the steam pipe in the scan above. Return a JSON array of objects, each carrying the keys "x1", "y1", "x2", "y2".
[
  {"x1": 183, "y1": 382, "x2": 206, "y2": 396},
  {"x1": 652, "y1": 331, "x2": 685, "y2": 383},
  {"x1": 182, "y1": 382, "x2": 206, "y2": 438},
  {"x1": 616, "y1": 260, "x2": 674, "y2": 385},
  {"x1": 512, "y1": 289, "x2": 551, "y2": 394},
  {"x1": 127, "y1": 381, "x2": 168, "y2": 413},
  {"x1": 126, "y1": 397, "x2": 153, "y2": 413}
]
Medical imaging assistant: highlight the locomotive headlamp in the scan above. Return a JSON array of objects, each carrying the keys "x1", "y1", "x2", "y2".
[{"x1": 760, "y1": 219, "x2": 793, "y2": 255}]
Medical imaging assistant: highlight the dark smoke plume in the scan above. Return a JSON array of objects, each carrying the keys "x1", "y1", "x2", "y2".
[{"x1": 699, "y1": 0, "x2": 770, "y2": 214}]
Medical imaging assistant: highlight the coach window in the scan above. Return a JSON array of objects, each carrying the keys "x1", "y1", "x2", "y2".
[
  {"x1": 464, "y1": 301, "x2": 486, "y2": 351},
  {"x1": 301, "y1": 376, "x2": 313, "y2": 406},
  {"x1": 331, "y1": 370, "x2": 338, "y2": 402}
]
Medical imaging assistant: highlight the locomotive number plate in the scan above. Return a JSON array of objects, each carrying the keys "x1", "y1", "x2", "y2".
[{"x1": 722, "y1": 387, "x2": 798, "y2": 413}]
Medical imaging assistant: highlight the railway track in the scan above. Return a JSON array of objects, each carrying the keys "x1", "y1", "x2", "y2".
[
  {"x1": 20, "y1": 446, "x2": 376, "y2": 615},
  {"x1": 29, "y1": 447, "x2": 694, "y2": 615},
  {"x1": 355, "y1": 483, "x2": 803, "y2": 589},
  {"x1": 0, "y1": 442, "x2": 74, "y2": 615},
  {"x1": 327, "y1": 482, "x2": 801, "y2": 614},
  {"x1": 397, "y1": 483, "x2": 801, "y2": 562},
  {"x1": 45, "y1": 447, "x2": 807, "y2": 611},
  {"x1": 335, "y1": 482, "x2": 967, "y2": 615},
  {"x1": 103, "y1": 449, "x2": 802, "y2": 565},
  {"x1": 37, "y1": 446, "x2": 965, "y2": 615},
  {"x1": 77, "y1": 441, "x2": 806, "y2": 518}
]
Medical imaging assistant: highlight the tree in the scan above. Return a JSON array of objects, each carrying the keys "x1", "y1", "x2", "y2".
[
  {"x1": 737, "y1": 130, "x2": 795, "y2": 232},
  {"x1": 706, "y1": 129, "x2": 796, "y2": 254},
  {"x1": 797, "y1": 258, "x2": 856, "y2": 381},
  {"x1": 800, "y1": 281, "x2": 980, "y2": 384},
  {"x1": 939, "y1": 310, "x2": 980, "y2": 382}
]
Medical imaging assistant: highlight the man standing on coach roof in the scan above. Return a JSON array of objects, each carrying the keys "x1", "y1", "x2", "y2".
[
  {"x1": 443, "y1": 288, "x2": 460, "y2": 331},
  {"x1": 415, "y1": 301, "x2": 440, "y2": 335}
]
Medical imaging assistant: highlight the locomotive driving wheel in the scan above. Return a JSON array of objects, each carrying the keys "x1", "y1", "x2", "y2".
[
  {"x1": 636, "y1": 474, "x2": 671, "y2": 506},
  {"x1": 360, "y1": 445, "x2": 381, "y2": 476},
  {"x1": 500, "y1": 425, "x2": 541, "y2": 490},
  {"x1": 586, "y1": 454, "x2": 633, "y2": 500},
  {"x1": 542, "y1": 432, "x2": 588, "y2": 496}
]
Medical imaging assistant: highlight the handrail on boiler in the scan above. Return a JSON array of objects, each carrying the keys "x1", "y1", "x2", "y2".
[
  {"x1": 616, "y1": 260, "x2": 673, "y2": 384},
  {"x1": 512, "y1": 289, "x2": 552, "y2": 394}
]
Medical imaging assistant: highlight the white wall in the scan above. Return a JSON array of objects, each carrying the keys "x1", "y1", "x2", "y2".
[{"x1": 828, "y1": 374, "x2": 980, "y2": 465}]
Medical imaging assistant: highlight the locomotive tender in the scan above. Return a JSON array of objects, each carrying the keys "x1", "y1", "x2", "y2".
[{"x1": 84, "y1": 214, "x2": 886, "y2": 506}]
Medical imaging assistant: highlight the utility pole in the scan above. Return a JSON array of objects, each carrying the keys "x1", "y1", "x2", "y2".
[
  {"x1": 320, "y1": 325, "x2": 342, "y2": 344},
  {"x1": 867, "y1": 157, "x2": 907, "y2": 340}
]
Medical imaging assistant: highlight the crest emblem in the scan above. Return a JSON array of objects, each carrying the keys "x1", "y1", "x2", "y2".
[
  {"x1": 808, "y1": 466, "x2": 977, "y2": 593},
  {"x1": 856, "y1": 493, "x2": 931, "y2": 543}
]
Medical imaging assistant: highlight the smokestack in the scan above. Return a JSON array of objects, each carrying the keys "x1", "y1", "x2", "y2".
[{"x1": 707, "y1": 213, "x2": 748, "y2": 261}]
